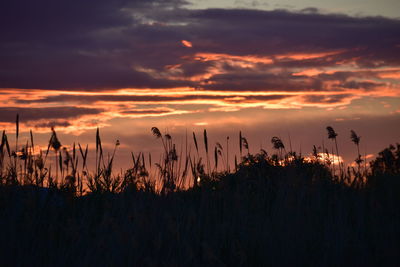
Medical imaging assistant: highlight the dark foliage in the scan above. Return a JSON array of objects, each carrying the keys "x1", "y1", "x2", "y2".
[
  {"x1": 0, "y1": 120, "x2": 399, "y2": 266},
  {"x1": 0, "y1": 145, "x2": 399, "y2": 266}
]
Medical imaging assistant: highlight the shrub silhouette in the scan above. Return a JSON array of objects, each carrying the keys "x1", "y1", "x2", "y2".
[{"x1": 0, "y1": 117, "x2": 399, "y2": 266}]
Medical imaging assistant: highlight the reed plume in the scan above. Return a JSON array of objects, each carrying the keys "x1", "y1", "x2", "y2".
[
  {"x1": 271, "y1": 136, "x2": 285, "y2": 161},
  {"x1": 350, "y1": 130, "x2": 363, "y2": 174},
  {"x1": 326, "y1": 126, "x2": 341, "y2": 176}
]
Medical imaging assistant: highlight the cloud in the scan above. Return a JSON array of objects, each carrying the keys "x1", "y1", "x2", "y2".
[
  {"x1": 11, "y1": 91, "x2": 294, "y2": 115},
  {"x1": 0, "y1": 0, "x2": 191, "y2": 90},
  {"x1": 121, "y1": 108, "x2": 174, "y2": 115},
  {"x1": 0, "y1": 4, "x2": 399, "y2": 91},
  {"x1": 2, "y1": 3, "x2": 399, "y2": 169},
  {"x1": 0, "y1": 107, "x2": 103, "y2": 122},
  {"x1": 339, "y1": 81, "x2": 385, "y2": 91},
  {"x1": 0, "y1": 3, "x2": 399, "y2": 137},
  {"x1": 0, "y1": 0, "x2": 188, "y2": 42},
  {"x1": 30, "y1": 120, "x2": 72, "y2": 129},
  {"x1": 302, "y1": 94, "x2": 355, "y2": 104},
  {"x1": 181, "y1": 40, "x2": 193, "y2": 47},
  {"x1": 201, "y1": 71, "x2": 324, "y2": 91}
]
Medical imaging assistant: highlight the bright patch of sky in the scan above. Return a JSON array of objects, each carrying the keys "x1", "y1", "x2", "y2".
[{"x1": 187, "y1": 0, "x2": 400, "y2": 18}]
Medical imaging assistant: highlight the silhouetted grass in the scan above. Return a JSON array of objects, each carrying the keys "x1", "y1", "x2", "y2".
[{"x1": 0, "y1": 116, "x2": 399, "y2": 266}]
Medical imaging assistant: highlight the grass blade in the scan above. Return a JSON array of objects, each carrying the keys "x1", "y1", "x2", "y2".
[{"x1": 193, "y1": 132, "x2": 198, "y2": 154}]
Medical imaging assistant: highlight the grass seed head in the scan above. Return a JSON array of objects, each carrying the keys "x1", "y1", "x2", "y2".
[
  {"x1": 151, "y1": 127, "x2": 162, "y2": 138},
  {"x1": 350, "y1": 130, "x2": 360, "y2": 145},
  {"x1": 326, "y1": 126, "x2": 338, "y2": 139}
]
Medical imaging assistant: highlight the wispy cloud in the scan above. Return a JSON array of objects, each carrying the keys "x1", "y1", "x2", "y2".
[{"x1": 0, "y1": 106, "x2": 103, "y2": 123}]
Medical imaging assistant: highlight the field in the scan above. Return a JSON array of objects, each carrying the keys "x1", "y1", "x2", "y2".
[{"x1": 0, "y1": 118, "x2": 399, "y2": 266}]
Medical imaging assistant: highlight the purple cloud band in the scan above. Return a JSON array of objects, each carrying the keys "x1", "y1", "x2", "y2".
[{"x1": 0, "y1": 1, "x2": 399, "y2": 92}]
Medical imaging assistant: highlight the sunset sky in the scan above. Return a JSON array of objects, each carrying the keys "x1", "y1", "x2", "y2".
[{"x1": 1, "y1": 0, "x2": 399, "y2": 169}]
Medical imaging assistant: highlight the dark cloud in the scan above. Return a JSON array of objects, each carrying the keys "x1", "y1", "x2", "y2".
[
  {"x1": 302, "y1": 94, "x2": 354, "y2": 104},
  {"x1": 202, "y1": 72, "x2": 324, "y2": 91},
  {"x1": 0, "y1": 3, "x2": 399, "y2": 91},
  {"x1": 0, "y1": 59, "x2": 191, "y2": 90},
  {"x1": 339, "y1": 81, "x2": 384, "y2": 91},
  {"x1": 300, "y1": 7, "x2": 320, "y2": 14},
  {"x1": 317, "y1": 71, "x2": 360, "y2": 81},
  {"x1": 30, "y1": 121, "x2": 72, "y2": 129},
  {"x1": 15, "y1": 93, "x2": 291, "y2": 104},
  {"x1": 121, "y1": 109, "x2": 174, "y2": 115},
  {"x1": 0, "y1": 107, "x2": 103, "y2": 122},
  {"x1": 186, "y1": 9, "x2": 400, "y2": 56},
  {"x1": 0, "y1": 0, "x2": 188, "y2": 42},
  {"x1": 0, "y1": 0, "x2": 191, "y2": 90},
  {"x1": 15, "y1": 94, "x2": 222, "y2": 104},
  {"x1": 224, "y1": 94, "x2": 291, "y2": 103}
]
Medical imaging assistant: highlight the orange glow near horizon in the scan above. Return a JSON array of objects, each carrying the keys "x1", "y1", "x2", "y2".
[{"x1": 0, "y1": 47, "x2": 399, "y2": 171}]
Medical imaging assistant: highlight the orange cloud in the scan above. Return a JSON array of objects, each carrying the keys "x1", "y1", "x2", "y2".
[
  {"x1": 274, "y1": 50, "x2": 345, "y2": 61},
  {"x1": 378, "y1": 71, "x2": 400, "y2": 79},
  {"x1": 181, "y1": 40, "x2": 193, "y2": 48},
  {"x1": 191, "y1": 52, "x2": 274, "y2": 65}
]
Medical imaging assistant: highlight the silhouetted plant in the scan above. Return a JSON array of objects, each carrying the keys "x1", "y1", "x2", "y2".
[
  {"x1": 239, "y1": 131, "x2": 243, "y2": 158},
  {"x1": 312, "y1": 145, "x2": 321, "y2": 162},
  {"x1": 350, "y1": 129, "x2": 363, "y2": 179},
  {"x1": 271, "y1": 136, "x2": 285, "y2": 162},
  {"x1": 49, "y1": 127, "x2": 62, "y2": 184},
  {"x1": 203, "y1": 129, "x2": 210, "y2": 175},
  {"x1": 326, "y1": 126, "x2": 342, "y2": 176},
  {"x1": 1, "y1": 113, "x2": 400, "y2": 266},
  {"x1": 370, "y1": 143, "x2": 400, "y2": 175},
  {"x1": 1, "y1": 114, "x2": 399, "y2": 201},
  {"x1": 242, "y1": 136, "x2": 249, "y2": 155},
  {"x1": 350, "y1": 130, "x2": 362, "y2": 162}
]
